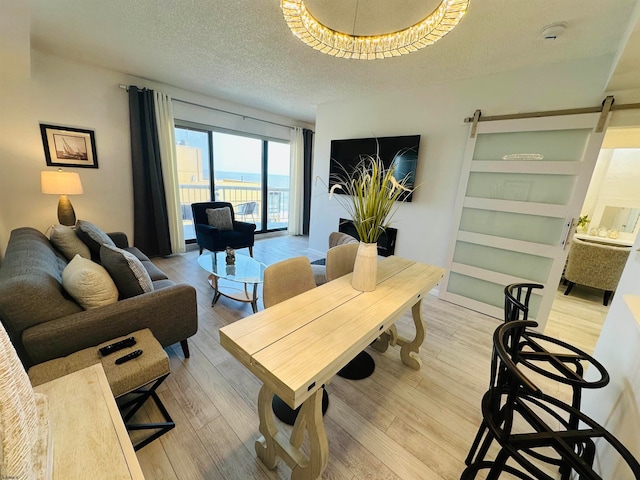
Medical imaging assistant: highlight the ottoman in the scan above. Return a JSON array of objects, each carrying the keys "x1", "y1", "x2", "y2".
[{"x1": 28, "y1": 328, "x2": 174, "y2": 450}]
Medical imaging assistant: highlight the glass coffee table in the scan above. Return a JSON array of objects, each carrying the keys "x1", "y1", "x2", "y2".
[{"x1": 198, "y1": 252, "x2": 267, "y2": 313}]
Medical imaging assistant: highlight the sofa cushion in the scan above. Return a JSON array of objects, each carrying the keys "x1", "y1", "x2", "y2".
[
  {"x1": 49, "y1": 224, "x2": 91, "y2": 261},
  {"x1": 75, "y1": 220, "x2": 116, "y2": 256},
  {"x1": 100, "y1": 245, "x2": 154, "y2": 299},
  {"x1": 206, "y1": 207, "x2": 233, "y2": 231},
  {"x1": 61, "y1": 255, "x2": 118, "y2": 309}
]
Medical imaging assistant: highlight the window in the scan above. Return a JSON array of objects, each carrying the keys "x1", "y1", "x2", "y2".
[{"x1": 175, "y1": 125, "x2": 290, "y2": 241}]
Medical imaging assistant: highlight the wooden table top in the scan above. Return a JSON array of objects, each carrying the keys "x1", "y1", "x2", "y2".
[{"x1": 220, "y1": 256, "x2": 445, "y2": 409}]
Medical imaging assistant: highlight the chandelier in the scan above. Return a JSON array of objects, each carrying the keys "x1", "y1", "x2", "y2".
[{"x1": 280, "y1": 0, "x2": 470, "y2": 60}]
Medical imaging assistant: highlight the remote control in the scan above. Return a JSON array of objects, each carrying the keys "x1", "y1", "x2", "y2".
[
  {"x1": 115, "y1": 349, "x2": 143, "y2": 365},
  {"x1": 99, "y1": 337, "x2": 136, "y2": 356}
]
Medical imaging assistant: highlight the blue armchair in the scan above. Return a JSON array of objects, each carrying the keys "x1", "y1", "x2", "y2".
[{"x1": 191, "y1": 202, "x2": 256, "y2": 256}]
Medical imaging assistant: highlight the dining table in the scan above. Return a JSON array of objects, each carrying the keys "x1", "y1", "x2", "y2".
[{"x1": 219, "y1": 255, "x2": 445, "y2": 480}]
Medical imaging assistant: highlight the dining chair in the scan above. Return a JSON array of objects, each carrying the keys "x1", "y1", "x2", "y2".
[
  {"x1": 262, "y1": 256, "x2": 329, "y2": 425},
  {"x1": 324, "y1": 242, "x2": 377, "y2": 380},
  {"x1": 311, "y1": 231, "x2": 358, "y2": 286},
  {"x1": 325, "y1": 242, "x2": 359, "y2": 282}
]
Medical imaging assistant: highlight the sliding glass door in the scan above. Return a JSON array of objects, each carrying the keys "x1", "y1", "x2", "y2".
[
  {"x1": 175, "y1": 124, "x2": 290, "y2": 240},
  {"x1": 266, "y1": 141, "x2": 291, "y2": 230},
  {"x1": 175, "y1": 128, "x2": 211, "y2": 241}
]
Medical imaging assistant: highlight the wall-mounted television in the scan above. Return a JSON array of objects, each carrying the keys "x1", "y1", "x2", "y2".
[{"x1": 329, "y1": 134, "x2": 420, "y2": 202}]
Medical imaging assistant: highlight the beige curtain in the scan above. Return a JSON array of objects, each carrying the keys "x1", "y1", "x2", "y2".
[
  {"x1": 154, "y1": 91, "x2": 185, "y2": 253},
  {"x1": 288, "y1": 127, "x2": 304, "y2": 235}
]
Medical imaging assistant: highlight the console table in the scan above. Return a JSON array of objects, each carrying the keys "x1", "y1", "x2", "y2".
[
  {"x1": 33, "y1": 364, "x2": 144, "y2": 479},
  {"x1": 220, "y1": 256, "x2": 445, "y2": 479}
]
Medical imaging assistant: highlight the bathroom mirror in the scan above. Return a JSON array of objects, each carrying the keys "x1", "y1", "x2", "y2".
[{"x1": 600, "y1": 206, "x2": 640, "y2": 233}]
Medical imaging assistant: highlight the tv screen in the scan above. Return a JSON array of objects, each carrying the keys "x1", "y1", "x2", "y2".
[{"x1": 329, "y1": 134, "x2": 420, "y2": 202}]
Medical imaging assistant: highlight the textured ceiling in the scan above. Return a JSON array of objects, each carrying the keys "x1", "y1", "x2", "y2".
[{"x1": 29, "y1": 0, "x2": 640, "y2": 124}]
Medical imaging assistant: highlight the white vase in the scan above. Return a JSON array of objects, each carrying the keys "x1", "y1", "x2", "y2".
[{"x1": 351, "y1": 242, "x2": 377, "y2": 292}]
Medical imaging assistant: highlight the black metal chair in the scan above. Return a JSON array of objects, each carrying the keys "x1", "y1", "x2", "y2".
[
  {"x1": 191, "y1": 201, "x2": 256, "y2": 256},
  {"x1": 465, "y1": 283, "x2": 612, "y2": 479},
  {"x1": 503, "y1": 283, "x2": 543, "y2": 323},
  {"x1": 462, "y1": 320, "x2": 639, "y2": 480}
]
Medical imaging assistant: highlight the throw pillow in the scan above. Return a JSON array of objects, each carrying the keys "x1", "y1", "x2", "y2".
[
  {"x1": 206, "y1": 207, "x2": 233, "y2": 231},
  {"x1": 49, "y1": 224, "x2": 91, "y2": 261},
  {"x1": 100, "y1": 244, "x2": 154, "y2": 299},
  {"x1": 75, "y1": 219, "x2": 116, "y2": 256},
  {"x1": 61, "y1": 255, "x2": 119, "y2": 309}
]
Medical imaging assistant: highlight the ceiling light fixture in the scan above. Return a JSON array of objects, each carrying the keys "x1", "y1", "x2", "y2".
[{"x1": 281, "y1": 0, "x2": 470, "y2": 60}]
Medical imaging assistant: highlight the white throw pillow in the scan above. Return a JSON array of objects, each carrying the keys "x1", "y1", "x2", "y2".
[
  {"x1": 49, "y1": 224, "x2": 91, "y2": 261},
  {"x1": 62, "y1": 254, "x2": 119, "y2": 309}
]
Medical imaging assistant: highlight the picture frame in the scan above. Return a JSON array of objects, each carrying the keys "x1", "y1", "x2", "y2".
[{"x1": 40, "y1": 124, "x2": 98, "y2": 169}]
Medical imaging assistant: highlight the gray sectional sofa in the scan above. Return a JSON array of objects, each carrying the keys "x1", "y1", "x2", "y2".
[{"x1": 0, "y1": 227, "x2": 198, "y2": 368}]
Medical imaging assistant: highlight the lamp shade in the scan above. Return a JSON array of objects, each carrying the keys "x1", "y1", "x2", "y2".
[{"x1": 41, "y1": 170, "x2": 83, "y2": 195}]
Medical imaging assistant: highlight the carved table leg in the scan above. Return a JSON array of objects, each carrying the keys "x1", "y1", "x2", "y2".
[
  {"x1": 372, "y1": 325, "x2": 398, "y2": 353},
  {"x1": 291, "y1": 389, "x2": 328, "y2": 480},
  {"x1": 399, "y1": 300, "x2": 424, "y2": 370},
  {"x1": 255, "y1": 386, "x2": 329, "y2": 480},
  {"x1": 255, "y1": 385, "x2": 279, "y2": 470}
]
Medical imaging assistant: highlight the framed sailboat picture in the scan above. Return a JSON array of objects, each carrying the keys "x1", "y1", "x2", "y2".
[{"x1": 40, "y1": 124, "x2": 98, "y2": 168}]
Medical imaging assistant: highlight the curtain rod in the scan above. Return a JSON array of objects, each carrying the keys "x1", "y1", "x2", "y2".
[
  {"x1": 463, "y1": 98, "x2": 640, "y2": 123},
  {"x1": 119, "y1": 84, "x2": 302, "y2": 131}
]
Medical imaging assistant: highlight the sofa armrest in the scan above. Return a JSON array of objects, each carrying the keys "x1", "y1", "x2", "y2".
[
  {"x1": 22, "y1": 283, "x2": 198, "y2": 366},
  {"x1": 233, "y1": 221, "x2": 257, "y2": 233},
  {"x1": 107, "y1": 232, "x2": 129, "y2": 249}
]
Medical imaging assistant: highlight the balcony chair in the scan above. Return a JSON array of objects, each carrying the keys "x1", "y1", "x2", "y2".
[
  {"x1": 235, "y1": 201, "x2": 257, "y2": 223},
  {"x1": 563, "y1": 237, "x2": 630, "y2": 306},
  {"x1": 191, "y1": 201, "x2": 256, "y2": 256},
  {"x1": 262, "y1": 256, "x2": 329, "y2": 425}
]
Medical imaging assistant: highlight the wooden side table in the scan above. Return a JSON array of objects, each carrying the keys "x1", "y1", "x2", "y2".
[{"x1": 33, "y1": 364, "x2": 144, "y2": 479}]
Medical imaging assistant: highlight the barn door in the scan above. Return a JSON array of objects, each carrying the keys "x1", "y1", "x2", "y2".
[{"x1": 440, "y1": 111, "x2": 609, "y2": 330}]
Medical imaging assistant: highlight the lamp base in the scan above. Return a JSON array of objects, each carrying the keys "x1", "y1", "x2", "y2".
[{"x1": 57, "y1": 194, "x2": 77, "y2": 226}]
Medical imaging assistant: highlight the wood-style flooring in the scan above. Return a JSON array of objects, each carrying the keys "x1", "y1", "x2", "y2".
[{"x1": 135, "y1": 233, "x2": 608, "y2": 479}]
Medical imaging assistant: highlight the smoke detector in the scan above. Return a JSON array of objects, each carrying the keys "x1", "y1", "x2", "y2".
[{"x1": 541, "y1": 22, "x2": 566, "y2": 40}]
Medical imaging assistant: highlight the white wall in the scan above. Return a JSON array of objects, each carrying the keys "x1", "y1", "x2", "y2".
[
  {"x1": 0, "y1": 50, "x2": 310, "y2": 258},
  {"x1": 581, "y1": 232, "x2": 640, "y2": 477},
  {"x1": 0, "y1": 51, "x2": 132, "y2": 254},
  {"x1": 309, "y1": 55, "x2": 618, "y2": 264}
]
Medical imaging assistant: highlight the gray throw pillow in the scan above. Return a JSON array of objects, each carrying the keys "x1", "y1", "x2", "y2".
[
  {"x1": 75, "y1": 219, "x2": 116, "y2": 256},
  {"x1": 100, "y1": 244, "x2": 154, "y2": 299},
  {"x1": 206, "y1": 207, "x2": 233, "y2": 231},
  {"x1": 50, "y1": 224, "x2": 92, "y2": 261}
]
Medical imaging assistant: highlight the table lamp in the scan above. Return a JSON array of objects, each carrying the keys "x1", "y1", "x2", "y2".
[{"x1": 41, "y1": 169, "x2": 84, "y2": 226}]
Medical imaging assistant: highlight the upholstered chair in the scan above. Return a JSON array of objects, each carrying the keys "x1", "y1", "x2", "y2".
[
  {"x1": 262, "y1": 256, "x2": 328, "y2": 425},
  {"x1": 191, "y1": 201, "x2": 256, "y2": 256},
  {"x1": 564, "y1": 238, "x2": 631, "y2": 306},
  {"x1": 325, "y1": 243, "x2": 360, "y2": 282},
  {"x1": 311, "y1": 232, "x2": 359, "y2": 285},
  {"x1": 263, "y1": 257, "x2": 316, "y2": 309}
]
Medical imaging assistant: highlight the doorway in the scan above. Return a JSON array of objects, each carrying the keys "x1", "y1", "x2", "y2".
[{"x1": 545, "y1": 126, "x2": 640, "y2": 354}]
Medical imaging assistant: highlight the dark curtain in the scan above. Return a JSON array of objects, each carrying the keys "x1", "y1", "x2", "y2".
[
  {"x1": 302, "y1": 128, "x2": 314, "y2": 235},
  {"x1": 128, "y1": 87, "x2": 171, "y2": 257}
]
